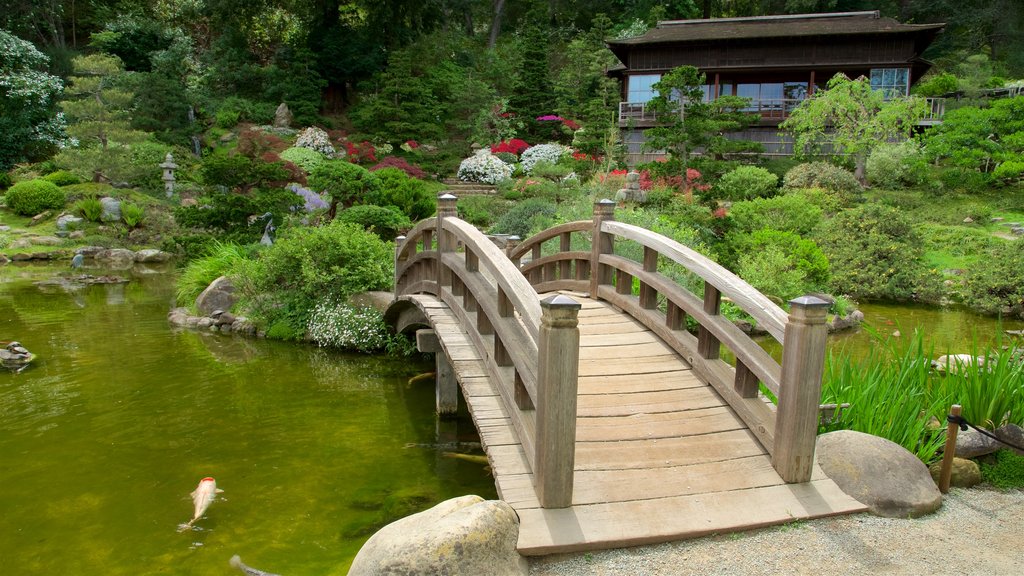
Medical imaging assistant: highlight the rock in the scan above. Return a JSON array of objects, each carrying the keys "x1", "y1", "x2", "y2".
[
  {"x1": 1, "y1": 341, "x2": 35, "y2": 370},
  {"x1": 69, "y1": 230, "x2": 85, "y2": 240},
  {"x1": 348, "y1": 495, "x2": 528, "y2": 576},
  {"x1": 180, "y1": 197, "x2": 198, "y2": 207},
  {"x1": 100, "y1": 197, "x2": 122, "y2": 222},
  {"x1": 29, "y1": 211, "x2": 52, "y2": 226},
  {"x1": 995, "y1": 424, "x2": 1024, "y2": 455},
  {"x1": 932, "y1": 354, "x2": 982, "y2": 375},
  {"x1": 349, "y1": 291, "x2": 395, "y2": 314},
  {"x1": 94, "y1": 248, "x2": 137, "y2": 266},
  {"x1": 75, "y1": 246, "x2": 107, "y2": 258},
  {"x1": 219, "y1": 132, "x2": 236, "y2": 143},
  {"x1": 134, "y1": 249, "x2": 172, "y2": 263},
  {"x1": 213, "y1": 311, "x2": 237, "y2": 326},
  {"x1": 929, "y1": 457, "x2": 982, "y2": 488},
  {"x1": 10, "y1": 239, "x2": 31, "y2": 249},
  {"x1": 991, "y1": 216, "x2": 1005, "y2": 223},
  {"x1": 0, "y1": 225, "x2": 10, "y2": 232},
  {"x1": 828, "y1": 309, "x2": 864, "y2": 332},
  {"x1": 963, "y1": 216, "x2": 974, "y2": 224},
  {"x1": 56, "y1": 214, "x2": 84, "y2": 230},
  {"x1": 954, "y1": 427, "x2": 1001, "y2": 459},
  {"x1": 274, "y1": 103, "x2": 293, "y2": 128},
  {"x1": 30, "y1": 236, "x2": 63, "y2": 246},
  {"x1": 816, "y1": 429, "x2": 942, "y2": 518},
  {"x1": 168, "y1": 307, "x2": 191, "y2": 327},
  {"x1": 111, "y1": 181, "x2": 132, "y2": 189},
  {"x1": 195, "y1": 276, "x2": 238, "y2": 315},
  {"x1": 0, "y1": 254, "x2": 8, "y2": 264}
]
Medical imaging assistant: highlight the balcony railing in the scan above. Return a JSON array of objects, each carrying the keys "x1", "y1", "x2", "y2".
[{"x1": 619, "y1": 97, "x2": 947, "y2": 126}]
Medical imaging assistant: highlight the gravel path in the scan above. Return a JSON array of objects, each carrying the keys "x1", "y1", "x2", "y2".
[{"x1": 529, "y1": 488, "x2": 1024, "y2": 576}]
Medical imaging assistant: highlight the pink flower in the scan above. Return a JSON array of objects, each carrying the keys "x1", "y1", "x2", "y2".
[{"x1": 536, "y1": 115, "x2": 563, "y2": 121}]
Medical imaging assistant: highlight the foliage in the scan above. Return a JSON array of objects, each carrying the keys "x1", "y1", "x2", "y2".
[
  {"x1": 783, "y1": 162, "x2": 861, "y2": 198},
  {"x1": 866, "y1": 140, "x2": 929, "y2": 189},
  {"x1": 279, "y1": 147, "x2": 326, "y2": 174},
  {"x1": 74, "y1": 197, "x2": 103, "y2": 222},
  {"x1": 307, "y1": 302, "x2": 398, "y2": 353},
  {"x1": 363, "y1": 167, "x2": 437, "y2": 221},
  {"x1": 520, "y1": 144, "x2": 570, "y2": 174},
  {"x1": 288, "y1": 184, "x2": 329, "y2": 213},
  {"x1": 713, "y1": 166, "x2": 779, "y2": 201},
  {"x1": 121, "y1": 202, "x2": 145, "y2": 229},
  {"x1": 491, "y1": 139, "x2": 530, "y2": 156},
  {"x1": 946, "y1": 346, "x2": 1024, "y2": 429},
  {"x1": 981, "y1": 450, "x2": 1024, "y2": 489},
  {"x1": 42, "y1": 170, "x2": 82, "y2": 186},
  {"x1": 920, "y1": 97, "x2": 1024, "y2": 176},
  {"x1": 294, "y1": 126, "x2": 336, "y2": 156},
  {"x1": 236, "y1": 129, "x2": 287, "y2": 159},
  {"x1": 308, "y1": 160, "x2": 381, "y2": 214},
  {"x1": 175, "y1": 241, "x2": 252, "y2": 306},
  {"x1": 457, "y1": 195, "x2": 511, "y2": 228},
  {"x1": 781, "y1": 73, "x2": 928, "y2": 182},
  {"x1": 0, "y1": 30, "x2": 65, "y2": 170},
  {"x1": 457, "y1": 150, "x2": 512, "y2": 184},
  {"x1": 490, "y1": 198, "x2": 558, "y2": 238},
  {"x1": 911, "y1": 72, "x2": 959, "y2": 97},
  {"x1": 199, "y1": 154, "x2": 291, "y2": 192},
  {"x1": 728, "y1": 194, "x2": 823, "y2": 236},
  {"x1": 4, "y1": 179, "x2": 65, "y2": 216},
  {"x1": 644, "y1": 66, "x2": 761, "y2": 169},
  {"x1": 733, "y1": 230, "x2": 830, "y2": 301},
  {"x1": 369, "y1": 156, "x2": 428, "y2": 180},
  {"x1": 962, "y1": 241, "x2": 1024, "y2": 317},
  {"x1": 233, "y1": 221, "x2": 392, "y2": 340},
  {"x1": 335, "y1": 205, "x2": 411, "y2": 240},
  {"x1": 173, "y1": 187, "x2": 297, "y2": 244},
  {"x1": 349, "y1": 51, "x2": 445, "y2": 143},
  {"x1": 821, "y1": 330, "x2": 949, "y2": 463},
  {"x1": 818, "y1": 204, "x2": 931, "y2": 301}
]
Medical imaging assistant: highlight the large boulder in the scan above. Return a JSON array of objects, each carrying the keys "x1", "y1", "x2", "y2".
[
  {"x1": 94, "y1": 248, "x2": 137, "y2": 267},
  {"x1": 955, "y1": 428, "x2": 1000, "y2": 458},
  {"x1": 995, "y1": 424, "x2": 1024, "y2": 455},
  {"x1": 928, "y1": 457, "x2": 982, "y2": 488},
  {"x1": 195, "y1": 276, "x2": 238, "y2": 315},
  {"x1": 816, "y1": 429, "x2": 942, "y2": 518},
  {"x1": 348, "y1": 495, "x2": 528, "y2": 576},
  {"x1": 100, "y1": 197, "x2": 122, "y2": 222},
  {"x1": 273, "y1": 102, "x2": 293, "y2": 128},
  {"x1": 134, "y1": 249, "x2": 173, "y2": 263}
]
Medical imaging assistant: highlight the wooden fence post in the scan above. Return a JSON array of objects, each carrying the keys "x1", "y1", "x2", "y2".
[
  {"x1": 938, "y1": 404, "x2": 962, "y2": 493},
  {"x1": 535, "y1": 294, "x2": 582, "y2": 508},
  {"x1": 773, "y1": 295, "x2": 830, "y2": 483},
  {"x1": 436, "y1": 193, "x2": 457, "y2": 288},
  {"x1": 590, "y1": 199, "x2": 616, "y2": 298}
]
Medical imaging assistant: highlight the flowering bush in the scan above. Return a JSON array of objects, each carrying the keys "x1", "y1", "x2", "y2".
[
  {"x1": 288, "y1": 184, "x2": 329, "y2": 212},
  {"x1": 343, "y1": 140, "x2": 377, "y2": 164},
  {"x1": 520, "y1": 143, "x2": 570, "y2": 174},
  {"x1": 307, "y1": 301, "x2": 394, "y2": 353},
  {"x1": 491, "y1": 138, "x2": 530, "y2": 156},
  {"x1": 370, "y1": 156, "x2": 428, "y2": 179},
  {"x1": 294, "y1": 127, "x2": 336, "y2": 156},
  {"x1": 457, "y1": 149, "x2": 513, "y2": 184},
  {"x1": 280, "y1": 146, "x2": 326, "y2": 174}
]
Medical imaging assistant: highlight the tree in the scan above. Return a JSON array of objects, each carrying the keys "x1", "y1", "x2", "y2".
[
  {"x1": 643, "y1": 65, "x2": 760, "y2": 171},
  {"x1": 308, "y1": 160, "x2": 382, "y2": 219},
  {"x1": 780, "y1": 73, "x2": 928, "y2": 183},
  {"x1": 0, "y1": 30, "x2": 65, "y2": 169},
  {"x1": 920, "y1": 96, "x2": 1024, "y2": 175}
]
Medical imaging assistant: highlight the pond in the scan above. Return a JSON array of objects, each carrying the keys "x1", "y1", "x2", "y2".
[{"x1": 0, "y1": 262, "x2": 496, "y2": 576}]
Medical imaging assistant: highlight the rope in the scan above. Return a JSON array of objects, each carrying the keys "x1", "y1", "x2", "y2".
[{"x1": 947, "y1": 414, "x2": 1024, "y2": 452}]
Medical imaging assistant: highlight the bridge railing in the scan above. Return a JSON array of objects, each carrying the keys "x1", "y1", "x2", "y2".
[
  {"x1": 394, "y1": 194, "x2": 581, "y2": 507},
  {"x1": 510, "y1": 199, "x2": 829, "y2": 483}
]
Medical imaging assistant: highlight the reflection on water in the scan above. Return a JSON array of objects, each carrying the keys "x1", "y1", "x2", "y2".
[{"x1": 0, "y1": 262, "x2": 495, "y2": 576}]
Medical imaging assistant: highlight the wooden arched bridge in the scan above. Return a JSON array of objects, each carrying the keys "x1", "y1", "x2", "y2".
[{"x1": 385, "y1": 194, "x2": 865, "y2": 555}]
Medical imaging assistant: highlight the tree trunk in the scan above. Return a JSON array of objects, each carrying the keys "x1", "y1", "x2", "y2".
[
  {"x1": 854, "y1": 154, "x2": 867, "y2": 185},
  {"x1": 488, "y1": 0, "x2": 505, "y2": 49}
]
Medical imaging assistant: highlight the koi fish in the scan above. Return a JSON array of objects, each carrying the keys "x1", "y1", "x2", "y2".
[
  {"x1": 178, "y1": 477, "x2": 223, "y2": 531},
  {"x1": 230, "y1": 555, "x2": 282, "y2": 576}
]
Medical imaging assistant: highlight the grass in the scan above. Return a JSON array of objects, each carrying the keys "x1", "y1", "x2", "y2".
[
  {"x1": 981, "y1": 450, "x2": 1024, "y2": 489},
  {"x1": 175, "y1": 241, "x2": 252, "y2": 307}
]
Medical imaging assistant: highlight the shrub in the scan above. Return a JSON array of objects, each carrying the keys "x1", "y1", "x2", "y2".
[
  {"x1": 288, "y1": 184, "x2": 329, "y2": 213},
  {"x1": 309, "y1": 160, "x2": 382, "y2": 212},
  {"x1": 294, "y1": 126, "x2": 336, "y2": 156},
  {"x1": 279, "y1": 147, "x2": 326, "y2": 174},
  {"x1": 734, "y1": 229, "x2": 830, "y2": 294},
  {"x1": 713, "y1": 166, "x2": 779, "y2": 201},
  {"x1": 175, "y1": 241, "x2": 252, "y2": 306},
  {"x1": 75, "y1": 197, "x2": 104, "y2": 222},
  {"x1": 728, "y1": 194, "x2": 823, "y2": 236},
  {"x1": 369, "y1": 156, "x2": 428, "y2": 180},
  {"x1": 866, "y1": 141, "x2": 929, "y2": 189},
  {"x1": 363, "y1": 167, "x2": 437, "y2": 221},
  {"x1": 236, "y1": 129, "x2": 287, "y2": 159},
  {"x1": 520, "y1": 143, "x2": 569, "y2": 174},
  {"x1": 490, "y1": 198, "x2": 558, "y2": 238},
  {"x1": 335, "y1": 205, "x2": 411, "y2": 240},
  {"x1": 783, "y1": 162, "x2": 861, "y2": 195},
  {"x1": 458, "y1": 195, "x2": 511, "y2": 228},
  {"x1": 199, "y1": 154, "x2": 291, "y2": 192},
  {"x1": 121, "y1": 202, "x2": 145, "y2": 229},
  {"x1": 4, "y1": 179, "x2": 66, "y2": 216},
  {"x1": 493, "y1": 152, "x2": 518, "y2": 165},
  {"x1": 736, "y1": 245, "x2": 810, "y2": 304},
  {"x1": 993, "y1": 160, "x2": 1024, "y2": 184},
  {"x1": 962, "y1": 241, "x2": 1024, "y2": 316},
  {"x1": 491, "y1": 139, "x2": 530, "y2": 156},
  {"x1": 307, "y1": 302, "x2": 395, "y2": 353},
  {"x1": 457, "y1": 150, "x2": 513, "y2": 184},
  {"x1": 42, "y1": 170, "x2": 83, "y2": 186},
  {"x1": 173, "y1": 187, "x2": 298, "y2": 242},
  {"x1": 0, "y1": 171, "x2": 12, "y2": 190},
  {"x1": 215, "y1": 97, "x2": 274, "y2": 127},
  {"x1": 785, "y1": 187, "x2": 843, "y2": 215}
]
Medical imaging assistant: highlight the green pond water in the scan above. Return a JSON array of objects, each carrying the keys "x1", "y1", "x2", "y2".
[{"x1": 0, "y1": 262, "x2": 496, "y2": 576}]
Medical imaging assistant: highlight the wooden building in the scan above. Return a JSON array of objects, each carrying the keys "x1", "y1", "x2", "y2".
[{"x1": 606, "y1": 11, "x2": 945, "y2": 162}]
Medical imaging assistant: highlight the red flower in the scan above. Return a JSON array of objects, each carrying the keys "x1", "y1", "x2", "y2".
[
  {"x1": 562, "y1": 119, "x2": 581, "y2": 130},
  {"x1": 713, "y1": 206, "x2": 728, "y2": 218},
  {"x1": 490, "y1": 138, "x2": 530, "y2": 156},
  {"x1": 405, "y1": 140, "x2": 419, "y2": 149}
]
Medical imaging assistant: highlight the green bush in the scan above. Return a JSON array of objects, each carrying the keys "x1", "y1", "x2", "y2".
[
  {"x1": 75, "y1": 198, "x2": 104, "y2": 222},
  {"x1": 490, "y1": 198, "x2": 558, "y2": 238},
  {"x1": 199, "y1": 154, "x2": 290, "y2": 191},
  {"x1": 42, "y1": 170, "x2": 83, "y2": 186},
  {"x1": 785, "y1": 187, "x2": 843, "y2": 215},
  {"x1": 728, "y1": 194, "x2": 823, "y2": 236},
  {"x1": 0, "y1": 171, "x2": 12, "y2": 190},
  {"x1": 993, "y1": 160, "x2": 1024, "y2": 184},
  {"x1": 307, "y1": 302, "x2": 399, "y2": 353},
  {"x1": 783, "y1": 162, "x2": 861, "y2": 197},
  {"x1": 173, "y1": 187, "x2": 298, "y2": 243},
  {"x1": 866, "y1": 141, "x2": 929, "y2": 189},
  {"x1": 336, "y1": 205, "x2": 411, "y2": 240},
  {"x1": 363, "y1": 167, "x2": 438, "y2": 221},
  {"x1": 458, "y1": 195, "x2": 512, "y2": 228},
  {"x1": 309, "y1": 160, "x2": 382, "y2": 212},
  {"x1": 215, "y1": 97, "x2": 275, "y2": 128},
  {"x1": 962, "y1": 241, "x2": 1024, "y2": 316},
  {"x1": 736, "y1": 229, "x2": 830, "y2": 290},
  {"x1": 713, "y1": 165, "x2": 779, "y2": 201},
  {"x1": 233, "y1": 220, "x2": 393, "y2": 340},
  {"x1": 3, "y1": 179, "x2": 66, "y2": 216},
  {"x1": 279, "y1": 147, "x2": 326, "y2": 174}
]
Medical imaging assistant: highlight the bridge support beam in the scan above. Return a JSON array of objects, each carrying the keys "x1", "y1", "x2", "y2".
[
  {"x1": 416, "y1": 329, "x2": 459, "y2": 417},
  {"x1": 773, "y1": 295, "x2": 830, "y2": 483},
  {"x1": 535, "y1": 295, "x2": 582, "y2": 508}
]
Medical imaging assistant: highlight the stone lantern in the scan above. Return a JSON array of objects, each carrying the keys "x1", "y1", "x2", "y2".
[{"x1": 160, "y1": 153, "x2": 178, "y2": 198}]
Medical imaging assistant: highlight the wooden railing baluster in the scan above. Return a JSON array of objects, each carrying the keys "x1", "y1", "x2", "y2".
[
  {"x1": 640, "y1": 246, "x2": 658, "y2": 309},
  {"x1": 697, "y1": 283, "x2": 721, "y2": 359},
  {"x1": 559, "y1": 232, "x2": 572, "y2": 280},
  {"x1": 590, "y1": 199, "x2": 616, "y2": 297}
]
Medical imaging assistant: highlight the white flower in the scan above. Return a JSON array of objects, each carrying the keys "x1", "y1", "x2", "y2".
[
  {"x1": 457, "y1": 150, "x2": 513, "y2": 184},
  {"x1": 294, "y1": 127, "x2": 336, "y2": 156},
  {"x1": 520, "y1": 143, "x2": 570, "y2": 174}
]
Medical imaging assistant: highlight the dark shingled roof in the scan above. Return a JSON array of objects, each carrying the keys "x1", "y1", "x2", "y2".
[{"x1": 607, "y1": 11, "x2": 944, "y2": 47}]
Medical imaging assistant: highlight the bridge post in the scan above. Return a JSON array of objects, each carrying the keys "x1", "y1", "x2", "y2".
[
  {"x1": 535, "y1": 294, "x2": 582, "y2": 508},
  {"x1": 394, "y1": 235, "x2": 406, "y2": 295},
  {"x1": 589, "y1": 199, "x2": 616, "y2": 298},
  {"x1": 436, "y1": 193, "x2": 457, "y2": 288},
  {"x1": 416, "y1": 329, "x2": 459, "y2": 417},
  {"x1": 772, "y1": 295, "x2": 830, "y2": 483}
]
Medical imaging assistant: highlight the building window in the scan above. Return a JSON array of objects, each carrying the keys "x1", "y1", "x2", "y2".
[
  {"x1": 870, "y1": 68, "x2": 909, "y2": 98},
  {"x1": 628, "y1": 74, "x2": 661, "y2": 103}
]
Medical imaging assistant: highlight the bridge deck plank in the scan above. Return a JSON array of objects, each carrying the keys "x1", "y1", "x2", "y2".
[{"x1": 406, "y1": 293, "x2": 866, "y2": 556}]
